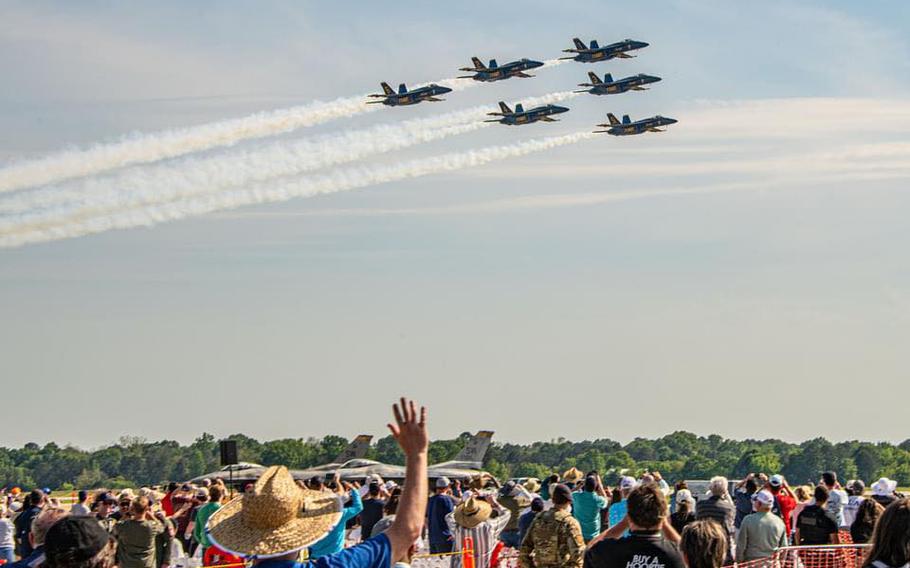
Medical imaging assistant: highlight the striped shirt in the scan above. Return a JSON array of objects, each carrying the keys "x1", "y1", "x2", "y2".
[{"x1": 446, "y1": 509, "x2": 511, "y2": 568}]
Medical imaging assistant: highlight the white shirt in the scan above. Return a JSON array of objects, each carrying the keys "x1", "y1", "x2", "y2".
[
  {"x1": 70, "y1": 503, "x2": 91, "y2": 516},
  {"x1": 0, "y1": 518, "x2": 14, "y2": 549}
]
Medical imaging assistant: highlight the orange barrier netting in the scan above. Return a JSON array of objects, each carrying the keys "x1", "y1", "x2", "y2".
[{"x1": 723, "y1": 544, "x2": 871, "y2": 568}]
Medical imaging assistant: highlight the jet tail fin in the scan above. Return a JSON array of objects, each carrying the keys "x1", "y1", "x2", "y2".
[
  {"x1": 607, "y1": 113, "x2": 621, "y2": 126},
  {"x1": 588, "y1": 71, "x2": 602, "y2": 85},
  {"x1": 471, "y1": 56, "x2": 486, "y2": 70},
  {"x1": 380, "y1": 82, "x2": 394, "y2": 96},
  {"x1": 333, "y1": 434, "x2": 373, "y2": 463},
  {"x1": 514, "y1": 103, "x2": 525, "y2": 113},
  {"x1": 590, "y1": 39, "x2": 600, "y2": 49},
  {"x1": 572, "y1": 37, "x2": 587, "y2": 50},
  {"x1": 398, "y1": 83, "x2": 408, "y2": 94},
  {"x1": 452, "y1": 431, "x2": 494, "y2": 467},
  {"x1": 488, "y1": 59, "x2": 498, "y2": 69},
  {"x1": 498, "y1": 101, "x2": 513, "y2": 115},
  {"x1": 604, "y1": 73, "x2": 614, "y2": 83},
  {"x1": 622, "y1": 114, "x2": 631, "y2": 125}
]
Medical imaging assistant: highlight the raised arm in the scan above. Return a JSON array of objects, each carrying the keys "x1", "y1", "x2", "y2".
[{"x1": 386, "y1": 398, "x2": 429, "y2": 563}]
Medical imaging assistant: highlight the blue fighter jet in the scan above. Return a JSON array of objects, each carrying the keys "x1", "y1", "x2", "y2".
[
  {"x1": 594, "y1": 113, "x2": 677, "y2": 135},
  {"x1": 560, "y1": 38, "x2": 649, "y2": 62},
  {"x1": 366, "y1": 82, "x2": 453, "y2": 106},
  {"x1": 457, "y1": 57, "x2": 545, "y2": 82},
  {"x1": 575, "y1": 71, "x2": 661, "y2": 95},
  {"x1": 484, "y1": 101, "x2": 570, "y2": 125}
]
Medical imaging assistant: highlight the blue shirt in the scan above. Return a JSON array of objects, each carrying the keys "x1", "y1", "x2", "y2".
[
  {"x1": 518, "y1": 510, "x2": 537, "y2": 545},
  {"x1": 426, "y1": 494, "x2": 455, "y2": 545},
  {"x1": 572, "y1": 491, "x2": 608, "y2": 541},
  {"x1": 608, "y1": 500, "x2": 629, "y2": 537},
  {"x1": 258, "y1": 533, "x2": 389, "y2": 568},
  {"x1": 309, "y1": 490, "x2": 363, "y2": 559}
]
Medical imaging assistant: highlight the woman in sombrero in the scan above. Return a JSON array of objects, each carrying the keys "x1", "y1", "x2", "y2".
[{"x1": 205, "y1": 398, "x2": 429, "y2": 568}]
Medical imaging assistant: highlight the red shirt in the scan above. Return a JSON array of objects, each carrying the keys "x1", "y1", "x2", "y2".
[
  {"x1": 775, "y1": 490, "x2": 797, "y2": 535},
  {"x1": 161, "y1": 491, "x2": 175, "y2": 517},
  {"x1": 203, "y1": 546, "x2": 244, "y2": 567}
]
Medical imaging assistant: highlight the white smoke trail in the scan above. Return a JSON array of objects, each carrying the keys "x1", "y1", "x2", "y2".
[
  {"x1": 0, "y1": 130, "x2": 595, "y2": 248},
  {"x1": 0, "y1": 59, "x2": 569, "y2": 194},
  {"x1": 0, "y1": 90, "x2": 581, "y2": 230}
]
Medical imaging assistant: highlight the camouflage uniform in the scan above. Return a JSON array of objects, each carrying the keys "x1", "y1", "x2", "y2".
[{"x1": 519, "y1": 509, "x2": 585, "y2": 568}]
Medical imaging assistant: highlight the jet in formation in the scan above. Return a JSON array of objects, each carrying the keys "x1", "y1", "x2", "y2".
[
  {"x1": 575, "y1": 72, "x2": 662, "y2": 95},
  {"x1": 366, "y1": 82, "x2": 452, "y2": 106},
  {"x1": 458, "y1": 57, "x2": 545, "y2": 82},
  {"x1": 560, "y1": 38, "x2": 649, "y2": 62},
  {"x1": 594, "y1": 113, "x2": 678, "y2": 135},
  {"x1": 485, "y1": 101, "x2": 569, "y2": 125},
  {"x1": 188, "y1": 434, "x2": 374, "y2": 485}
]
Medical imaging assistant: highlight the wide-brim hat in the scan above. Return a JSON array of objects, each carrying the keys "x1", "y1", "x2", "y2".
[
  {"x1": 562, "y1": 467, "x2": 584, "y2": 483},
  {"x1": 523, "y1": 478, "x2": 541, "y2": 493},
  {"x1": 872, "y1": 477, "x2": 897, "y2": 496},
  {"x1": 454, "y1": 496, "x2": 492, "y2": 529},
  {"x1": 206, "y1": 466, "x2": 342, "y2": 559}
]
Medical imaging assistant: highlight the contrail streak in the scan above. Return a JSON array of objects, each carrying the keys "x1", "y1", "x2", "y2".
[
  {"x1": 0, "y1": 91, "x2": 581, "y2": 229},
  {"x1": 0, "y1": 129, "x2": 595, "y2": 248},
  {"x1": 0, "y1": 59, "x2": 568, "y2": 194}
]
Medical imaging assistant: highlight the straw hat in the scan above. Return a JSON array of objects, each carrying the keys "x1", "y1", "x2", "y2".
[
  {"x1": 523, "y1": 478, "x2": 541, "y2": 493},
  {"x1": 454, "y1": 496, "x2": 493, "y2": 529},
  {"x1": 206, "y1": 466, "x2": 342, "y2": 559},
  {"x1": 562, "y1": 467, "x2": 584, "y2": 484}
]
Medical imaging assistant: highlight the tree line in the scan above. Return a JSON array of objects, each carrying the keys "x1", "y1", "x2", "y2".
[{"x1": 2, "y1": 431, "x2": 909, "y2": 490}]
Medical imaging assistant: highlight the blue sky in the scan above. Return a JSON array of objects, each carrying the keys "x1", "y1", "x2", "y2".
[{"x1": 1, "y1": 0, "x2": 909, "y2": 448}]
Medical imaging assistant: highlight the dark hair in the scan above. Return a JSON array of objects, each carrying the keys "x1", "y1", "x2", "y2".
[
  {"x1": 368, "y1": 483, "x2": 381, "y2": 497},
  {"x1": 531, "y1": 498, "x2": 545, "y2": 513},
  {"x1": 864, "y1": 499, "x2": 910, "y2": 568},
  {"x1": 745, "y1": 479, "x2": 758, "y2": 494},
  {"x1": 855, "y1": 499, "x2": 885, "y2": 536},
  {"x1": 612, "y1": 488, "x2": 623, "y2": 504},
  {"x1": 822, "y1": 471, "x2": 837, "y2": 487},
  {"x1": 309, "y1": 477, "x2": 324, "y2": 490},
  {"x1": 675, "y1": 481, "x2": 688, "y2": 492},
  {"x1": 681, "y1": 520, "x2": 727, "y2": 568},
  {"x1": 677, "y1": 498, "x2": 692, "y2": 517},
  {"x1": 384, "y1": 493, "x2": 400, "y2": 516},
  {"x1": 209, "y1": 485, "x2": 224, "y2": 503},
  {"x1": 167, "y1": 482, "x2": 178, "y2": 492},
  {"x1": 584, "y1": 476, "x2": 597, "y2": 492},
  {"x1": 547, "y1": 474, "x2": 559, "y2": 484},
  {"x1": 130, "y1": 496, "x2": 150, "y2": 517},
  {"x1": 627, "y1": 483, "x2": 667, "y2": 529},
  {"x1": 814, "y1": 485, "x2": 830, "y2": 504}
]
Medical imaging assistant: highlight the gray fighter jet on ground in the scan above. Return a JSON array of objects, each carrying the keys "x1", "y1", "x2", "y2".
[
  {"x1": 458, "y1": 57, "x2": 544, "y2": 82},
  {"x1": 575, "y1": 72, "x2": 661, "y2": 95},
  {"x1": 560, "y1": 38, "x2": 649, "y2": 62},
  {"x1": 594, "y1": 113, "x2": 678, "y2": 135},
  {"x1": 366, "y1": 82, "x2": 452, "y2": 106},
  {"x1": 294, "y1": 431, "x2": 495, "y2": 483},
  {"x1": 187, "y1": 434, "x2": 373, "y2": 484},
  {"x1": 485, "y1": 101, "x2": 570, "y2": 125}
]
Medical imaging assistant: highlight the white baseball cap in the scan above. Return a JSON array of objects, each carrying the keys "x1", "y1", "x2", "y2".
[
  {"x1": 620, "y1": 476, "x2": 637, "y2": 490},
  {"x1": 436, "y1": 477, "x2": 451, "y2": 489},
  {"x1": 752, "y1": 490, "x2": 774, "y2": 507},
  {"x1": 769, "y1": 475, "x2": 784, "y2": 487},
  {"x1": 675, "y1": 489, "x2": 694, "y2": 504}
]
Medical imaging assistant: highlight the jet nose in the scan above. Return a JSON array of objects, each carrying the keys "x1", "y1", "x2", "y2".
[
  {"x1": 636, "y1": 41, "x2": 650, "y2": 49},
  {"x1": 665, "y1": 117, "x2": 678, "y2": 124},
  {"x1": 553, "y1": 105, "x2": 570, "y2": 113},
  {"x1": 529, "y1": 60, "x2": 545, "y2": 68},
  {"x1": 439, "y1": 86, "x2": 453, "y2": 93},
  {"x1": 650, "y1": 75, "x2": 662, "y2": 83}
]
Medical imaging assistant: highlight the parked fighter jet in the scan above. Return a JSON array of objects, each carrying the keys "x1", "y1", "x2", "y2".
[
  {"x1": 293, "y1": 431, "x2": 496, "y2": 482},
  {"x1": 187, "y1": 434, "x2": 373, "y2": 485},
  {"x1": 366, "y1": 82, "x2": 452, "y2": 106},
  {"x1": 575, "y1": 72, "x2": 661, "y2": 95},
  {"x1": 457, "y1": 57, "x2": 544, "y2": 82},
  {"x1": 485, "y1": 101, "x2": 569, "y2": 125},
  {"x1": 560, "y1": 38, "x2": 649, "y2": 62},
  {"x1": 594, "y1": 113, "x2": 678, "y2": 135}
]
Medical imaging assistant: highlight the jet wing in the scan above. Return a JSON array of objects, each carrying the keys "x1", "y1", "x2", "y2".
[
  {"x1": 647, "y1": 127, "x2": 666, "y2": 132},
  {"x1": 424, "y1": 97, "x2": 445, "y2": 102},
  {"x1": 514, "y1": 72, "x2": 534, "y2": 78},
  {"x1": 538, "y1": 116, "x2": 557, "y2": 122},
  {"x1": 615, "y1": 52, "x2": 635, "y2": 58}
]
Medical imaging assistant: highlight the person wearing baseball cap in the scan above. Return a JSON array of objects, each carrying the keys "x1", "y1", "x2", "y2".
[
  {"x1": 766, "y1": 474, "x2": 797, "y2": 539},
  {"x1": 426, "y1": 477, "x2": 456, "y2": 555},
  {"x1": 736, "y1": 491, "x2": 786, "y2": 562},
  {"x1": 843, "y1": 479, "x2": 866, "y2": 528},
  {"x1": 44, "y1": 516, "x2": 116, "y2": 568},
  {"x1": 607, "y1": 476, "x2": 637, "y2": 538}
]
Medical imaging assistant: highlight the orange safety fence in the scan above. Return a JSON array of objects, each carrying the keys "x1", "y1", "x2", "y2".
[{"x1": 723, "y1": 544, "x2": 870, "y2": 568}]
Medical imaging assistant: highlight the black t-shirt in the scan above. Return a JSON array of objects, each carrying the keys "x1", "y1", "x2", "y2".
[
  {"x1": 360, "y1": 499, "x2": 387, "y2": 540},
  {"x1": 670, "y1": 511, "x2": 696, "y2": 535},
  {"x1": 584, "y1": 531, "x2": 686, "y2": 568},
  {"x1": 797, "y1": 505, "x2": 837, "y2": 545}
]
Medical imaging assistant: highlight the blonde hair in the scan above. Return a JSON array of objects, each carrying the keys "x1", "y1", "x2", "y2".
[
  {"x1": 681, "y1": 520, "x2": 728, "y2": 568},
  {"x1": 709, "y1": 476, "x2": 728, "y2": 497}
]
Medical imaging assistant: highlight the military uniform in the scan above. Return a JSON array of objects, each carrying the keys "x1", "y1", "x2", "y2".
[{"x1": 519, "y1": 509, "x2": 585, "y2": 568}]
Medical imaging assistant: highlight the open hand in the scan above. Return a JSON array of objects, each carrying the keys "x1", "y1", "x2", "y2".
[{"x1": 387, "y1": 397, "x2": 428, "y2": 457}]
